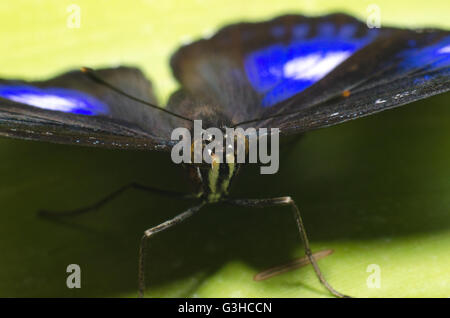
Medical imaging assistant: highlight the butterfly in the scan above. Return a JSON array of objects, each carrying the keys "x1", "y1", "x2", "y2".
[{"x1": 0, "y1": 13, "x2": 449, "y2": 298}]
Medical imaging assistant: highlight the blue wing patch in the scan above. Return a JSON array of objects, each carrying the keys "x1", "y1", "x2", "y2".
[
  {"x1": 0, "y1": 84, "x2": 109, "y2": 116},
  {"x1": 244, "y1": 23, "x2": 379, "y2": 107},
  {"x1": 399, "y1": 35, "x2": 450, "y2": 71}
]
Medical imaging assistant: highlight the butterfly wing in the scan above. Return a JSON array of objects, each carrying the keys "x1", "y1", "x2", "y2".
[
  {"x1": 0, "y1": 67, "x2": 176, "y2": 151},
  {"x1": 170, "y1": 13, "x2": 449, "y2": 133},
  {"x1": 260, "y1": 28, "x2": 450, "y2": 134},
  {"x1": 170, "y1": 14, "x2": 391, "y2": 123}
]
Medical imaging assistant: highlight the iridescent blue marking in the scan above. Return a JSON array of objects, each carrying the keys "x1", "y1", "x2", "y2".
[
  {"x1": 318, "y1": 23, "x2": 335, "y2": 37},
  {"x1": 271, "y1": 25, "x2": 285, "y2": 38},
  {"x1": 398, "y1": 36, "x2": 450, "y2": 71},
  {"x1": 292, "y1": 24, "x2": 309, "y2": 38},
  {"x1": 338, "y1": 24, "x2": 357, "y2": 38},
  {"x1": 244, "y1": 24, "x2": 379, "y2": 107},
  {"x1": 0, "y1": 85, "x2": 109, "y2": 115}
]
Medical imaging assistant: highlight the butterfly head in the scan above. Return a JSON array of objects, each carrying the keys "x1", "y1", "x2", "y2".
[
  {"x1": 189, "y1": 128, "x2": 249, "y2": 167},
  {"x1": 185, "y1": 124, "x2": 249, "y2": 202}
]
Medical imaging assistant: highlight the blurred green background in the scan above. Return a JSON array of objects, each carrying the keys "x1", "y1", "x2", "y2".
[{"x1": 0, "y1": 0, "x2": 449, "y2": 297}]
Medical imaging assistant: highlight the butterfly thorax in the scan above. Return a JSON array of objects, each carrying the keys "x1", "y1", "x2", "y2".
[{"x1": 187, "y1": 161, "x2": 240, "y2": 203}]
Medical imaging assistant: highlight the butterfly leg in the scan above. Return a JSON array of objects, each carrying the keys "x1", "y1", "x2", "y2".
[
  {"x1": 138, "y1": 201, "x2": 206, "y2": 298},
  {"x1": 225, "y1": 196, "x2": 349, "y2": 298},
  {"x1": 39, "y1": 182, "x2": 195, "y2": 217}
]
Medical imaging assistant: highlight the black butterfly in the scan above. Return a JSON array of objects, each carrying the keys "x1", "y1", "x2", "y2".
[{"x1": 0, "y1": 13, "x2": 449, "y2": 298}]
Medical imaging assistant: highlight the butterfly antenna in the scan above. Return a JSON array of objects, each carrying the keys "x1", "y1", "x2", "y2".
[{"x1": 80, "y1": 67, "x2": 193, "y2": 123}]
